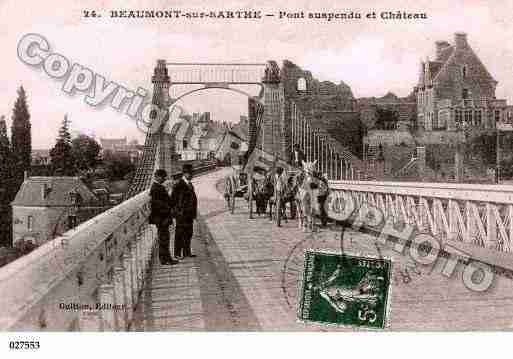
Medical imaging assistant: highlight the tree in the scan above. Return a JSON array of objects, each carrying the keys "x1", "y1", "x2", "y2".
[
  {"x1": 0, "y1": 116, "x2": 12, "y2": 167},
  {"x1": 50, "y1": 115, "x2": 76, "y2": 176},
  {"x1": 10, "y1": 86, "x2": 31, "y2": 182},
  {"x1": 0, "y1": 116, "x2": 16, "y2": 247},
  {"x1": 102, "y1": 152, "x2": 135, "y2": 181},
  {"x1": 71, "y1": 134, "x2": 101, "y2": 171}
]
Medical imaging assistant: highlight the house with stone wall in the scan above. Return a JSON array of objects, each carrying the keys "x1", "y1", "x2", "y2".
[
  {"x1": 415, "y1": 32, "x2": 509, "y2": 131},
  {"x1": 11, "y1": 176, "x2": 105, "y2": 247}
]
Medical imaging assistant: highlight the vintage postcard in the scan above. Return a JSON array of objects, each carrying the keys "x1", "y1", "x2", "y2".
[{"x1": 1, "y1": 0, "x2": 513, "y2": 356}]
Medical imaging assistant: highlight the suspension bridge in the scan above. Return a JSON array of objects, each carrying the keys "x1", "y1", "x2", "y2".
[{"x1": 2, "y1": 60, "x2": 513, "y2": 331}]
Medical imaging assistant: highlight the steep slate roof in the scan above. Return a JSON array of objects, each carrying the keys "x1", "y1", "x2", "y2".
[
  {"x1": 438, "y1": 45, "x2": 454, "y2": 63},
  {"x1": 428, "y1": 61, "x2": 444, "y2": 79},
  {"x1": 421, "y1": 39, "x2": 496, "y2": 85},
  {"x1": 175, "y1": 119, "x2": 192, "y2": 143},
  {"x1": 12, "y1": 177, "x2": 99, "y2": 207}
]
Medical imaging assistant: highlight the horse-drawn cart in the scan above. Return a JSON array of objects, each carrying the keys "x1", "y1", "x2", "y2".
[{"x1": 223, "y1": 168, "x2": 248, "y2": 214}]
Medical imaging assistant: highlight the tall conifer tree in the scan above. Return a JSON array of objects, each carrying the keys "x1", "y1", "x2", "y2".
[
  {"x1": 10, "y1": 86, "x2": 32, "y2": 181},
  {"x1": 0, "y1": 115, "x2": 15, "y2": 247},
  {"x1": 50, "y1": 115, "x2": 76, "y2": 175}
]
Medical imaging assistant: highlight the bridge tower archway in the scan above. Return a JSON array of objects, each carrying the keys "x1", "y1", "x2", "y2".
[{"x1": 127, "y1": 60, "x2": 288, "y2": 198}]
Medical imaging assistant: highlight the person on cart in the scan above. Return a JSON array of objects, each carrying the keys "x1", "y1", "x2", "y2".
[{"x1": 291, "y1": 143, "x2": 306, "y2": 168}]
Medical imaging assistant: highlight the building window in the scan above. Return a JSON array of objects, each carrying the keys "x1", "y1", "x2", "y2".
[
  {"x1": 437, "y1": 110, "x2": 448, "y2": 129},
  {"x1": 495, "y1": 110, "x2": 501, "y2": 123},
  {"x1": 455, "y1": 109, "x2": 463, "y2": 125},
  {"x1": 297, "y1": 77, "x2": 307, "y2": 91},
  {"x1": 462, "y1": 88, "x2": 469, "y2": 99},
  {"x1": 67, "y1": 215, "x2": 77, "y2": 230},
  {"x1": 474, "y1": 110, "x2": 482, "y2": 126},
  {"x1": 183, "y1": 139, "x2": 188, "y2": 149},
  {"x1": 464, "y1": 109, "x2": 472, "y2": 125},
  {"x1": 27, "y1": 216, "x2": 33, "y2": 231},
  {"x1": 462, "y1": 65, "x2": 467, "y2": 78}
]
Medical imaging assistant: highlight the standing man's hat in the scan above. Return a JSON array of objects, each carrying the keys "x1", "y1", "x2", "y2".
[
  {"x1": 171, "y1": 171, "x2": 183, "y2": 180},
  {"x1": 154, "y1": 169, "x2": 168, "y2": 178},
  {"x1": 182, "y1": 163, "x2": 193, "y2": 173}
]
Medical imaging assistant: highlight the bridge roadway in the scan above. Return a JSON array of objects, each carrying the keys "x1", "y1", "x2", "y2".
[{"x1": 131, "y1": 168, "x2": 513, "y2": 331}]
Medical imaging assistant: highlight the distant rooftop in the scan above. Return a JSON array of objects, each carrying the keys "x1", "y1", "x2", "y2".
[{"x1": 12, "y1": 176, "x2": 99, "y2": 207}]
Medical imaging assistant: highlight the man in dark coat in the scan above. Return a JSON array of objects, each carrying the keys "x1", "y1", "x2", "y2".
[
  {"x1": 291, "y1": 143, "x2": 306, "y2": 168},
  {"x1": 149, "y1": 169, "x2": 178, "y2": 265},
  {"x1": 170, "y1": 163, "x2": 198, "y2": 258}
]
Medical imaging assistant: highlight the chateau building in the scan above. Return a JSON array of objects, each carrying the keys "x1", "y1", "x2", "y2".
[{"x1": 416, "y1": 32, "x2": 509, "y2": 131}]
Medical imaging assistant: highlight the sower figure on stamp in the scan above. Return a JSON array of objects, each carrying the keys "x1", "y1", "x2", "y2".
[
  {"x1": 149, "y1": 169, "x2": 179, "y2": 266},
  {"x1": 170, "y1": 163, "x2": 198, "y2": 259}
]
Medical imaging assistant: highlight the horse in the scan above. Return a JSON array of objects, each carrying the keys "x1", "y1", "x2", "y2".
[
  {"x1": 294, "y1": 160, "x2": 321, "y2": 232},
  {"x1": 253, "y1": 177, "x2": 272, "y2": 216},
  {"x1": 268, "y1": 168, "x2": 290, "y2": 225}
]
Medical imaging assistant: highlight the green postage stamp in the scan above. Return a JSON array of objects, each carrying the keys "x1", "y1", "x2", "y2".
[{"x1": 298, "y1": 249, "x2": 392, "y2": 329}]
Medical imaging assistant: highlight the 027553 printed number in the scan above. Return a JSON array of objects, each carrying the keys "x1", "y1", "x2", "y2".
[{"x1": 9, "y1": 341, "x2": 40, "y2": 350}]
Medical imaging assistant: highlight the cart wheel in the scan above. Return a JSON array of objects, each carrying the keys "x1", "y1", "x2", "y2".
[
  {"x1": 225, "y1": 194, "x2": 231, "y2": 211},
  {"x1": 276, "y1": 198, "x2": 281, "y2": 227},
  {"x1": 230, "y1": 194, "x2": 235, "y2": 214}
]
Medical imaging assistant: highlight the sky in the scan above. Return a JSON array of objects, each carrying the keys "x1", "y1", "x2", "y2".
[{"x1": 1, "y1": 0, "x2": 513, "y2": 149}]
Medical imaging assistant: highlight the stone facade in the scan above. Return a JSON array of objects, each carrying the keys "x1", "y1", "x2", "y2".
[
  {"x1": 261, "y1": 61, "x2": 284, "y2": 158},
  {"x1": 416, "y1": 32, "x2": 509, "y2": 131},
  {"x1": 280, "y1": 60, "x2": 360, "y2": 162}
]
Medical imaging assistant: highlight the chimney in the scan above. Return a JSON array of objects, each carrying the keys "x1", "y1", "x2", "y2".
[
  {"x1": 454, "y1": 32, "x2": 468, "y2": 49},
  {"x1": 435, "y1": 41, "x2": 450, "y2": 60}
]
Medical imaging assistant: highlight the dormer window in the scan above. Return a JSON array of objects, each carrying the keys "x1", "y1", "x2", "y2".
[
  {"x1": 27, "y1": 216, "x2": 33, "y2": 231},
  {"x1": 297, "y1": 77, "x2": 307, "y2": 92},
  {"x1": 67, "y1": 215, "x2": 77, "y2": 230},
  {"x1": 68, "y1": 189, "x2": 82, "y2": 206},
  {"x1": 42, "y1": 183, "x2": 52, "y2": 199}
]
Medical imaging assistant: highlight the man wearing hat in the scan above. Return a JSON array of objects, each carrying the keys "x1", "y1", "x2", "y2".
[
  {"x1": 291, "y1": 143, "x2": 306, "y2": 168},
  {"x1": 170, "y1": 163, "x2": 198, "y2": 259},
  {"x1": 149, "y1": 169, "x2": 179, "y2": 265}
]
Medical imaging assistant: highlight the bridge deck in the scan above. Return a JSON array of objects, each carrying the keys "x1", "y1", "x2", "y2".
[{"x1": 132, "y1": 169, "x2": 513, "y2": 331}]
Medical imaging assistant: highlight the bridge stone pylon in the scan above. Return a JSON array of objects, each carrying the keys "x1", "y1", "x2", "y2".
[
  {"x1": 261, "y1": 61, "x2": 288, "y2": 161},
  {"x1": 126, "y1": 60, "x2": 177, "y2": 199}
]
